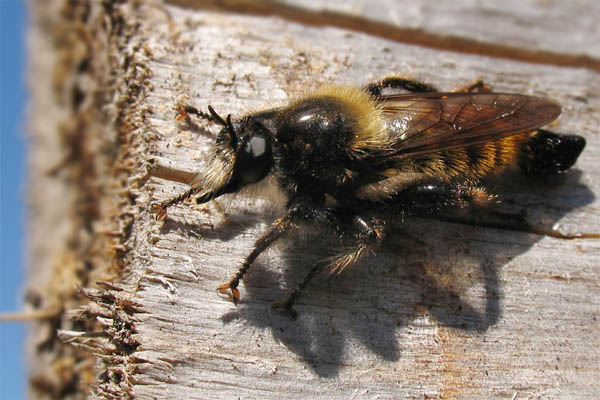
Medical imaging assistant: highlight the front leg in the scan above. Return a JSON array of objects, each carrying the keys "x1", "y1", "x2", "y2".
[
  {"x1": 217, "y1": 201, "x2": 339, "y2": 304},
  {"x1": 217, "y1": 211, "x2": 294, "y2": 304}
]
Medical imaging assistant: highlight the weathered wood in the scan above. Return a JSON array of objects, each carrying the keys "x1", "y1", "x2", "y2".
[
  {"x1": 27, "y1": 0, "x2": 599, "y2": 399},
  {"x1": 278, "y1": 0, "x2": 600, "y2": 58},
  {"x1": 171, "y1": 0, "x2": 600, "y2": 71}
]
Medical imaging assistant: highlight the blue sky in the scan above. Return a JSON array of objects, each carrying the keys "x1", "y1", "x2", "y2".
[{"x1": 1, "y1": 1, "x2": 27, "y2": 398}]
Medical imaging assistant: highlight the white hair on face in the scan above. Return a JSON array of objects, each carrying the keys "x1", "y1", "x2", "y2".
[{"x1": 190, "y1": 145, "x2": 235, "y2": 197}]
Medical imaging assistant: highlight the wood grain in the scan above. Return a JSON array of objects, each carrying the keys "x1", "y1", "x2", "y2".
[{"x1": 27, "y1": 1, "x2": 599, "y2": 398}]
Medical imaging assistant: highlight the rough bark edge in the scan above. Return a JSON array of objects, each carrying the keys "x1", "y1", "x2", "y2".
[
  {"x1": 62, "y1": 1, "x2": 154, "y2": 397},
  {"x1": 27, "y1": 0, "x2": 152, "y2": 397}
]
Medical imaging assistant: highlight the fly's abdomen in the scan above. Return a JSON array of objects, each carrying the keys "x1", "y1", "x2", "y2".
[
  {"x1": 397, "y1": 130, "x2": 585, "y2": 180},
  {"x1": 396, "y1": 133, "x2": 535, "y2": 180},
  {"x1": 518, "y1": 130, "x2": 586, "y2": 175}
]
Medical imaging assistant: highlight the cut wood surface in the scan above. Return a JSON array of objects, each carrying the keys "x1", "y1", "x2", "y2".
[
  {"x1": 279, "y1": 0, "x2": 600, "y2": 58},
  {"x1": 26, "y1": 1, "x2": 598, "y2": 399}
]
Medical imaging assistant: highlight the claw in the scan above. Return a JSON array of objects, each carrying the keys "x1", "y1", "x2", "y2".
[
  {"x1": 175, "y1": 104, "x2": 200, "y2": 121},
  {"x1": 151, "y1": 203, "x2": 168, "y2": 221},
  {"x1": 175, "y1": 104, "x2": 188, "y2": 121},
  {"x1": 272, "y1": 297, "x2": 298, "y2": 319},
  {"x1": 217, "y1": 280, "x2": 240, "y2": 305}
]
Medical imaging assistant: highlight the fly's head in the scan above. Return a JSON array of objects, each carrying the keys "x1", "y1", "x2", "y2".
[{"x1": 195, "y1": 107, "x2": 274, "y2": 204}]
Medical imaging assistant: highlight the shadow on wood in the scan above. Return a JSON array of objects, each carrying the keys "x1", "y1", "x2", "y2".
[{"x1": 189, "y1": 168, "x2": 596, "y2": 377}]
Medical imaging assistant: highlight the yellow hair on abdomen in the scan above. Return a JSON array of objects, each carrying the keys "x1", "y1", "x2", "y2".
[{"x1": 394, "y1": 132, "x2": 532, "y2": 180}]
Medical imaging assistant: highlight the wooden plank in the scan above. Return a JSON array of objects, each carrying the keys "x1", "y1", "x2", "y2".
[
  {"x1": 26, "y1": 0, "x2": 599, "y2": 399},
  {"x1": 278, "y1": 0, "x2": 600, "y2": 58},
  {"x1": 132, "y1": 3, "x2": 600, "y2": 399},
  {"x1": 170, "y1": 0, "x2": 600, "y2": 71}
]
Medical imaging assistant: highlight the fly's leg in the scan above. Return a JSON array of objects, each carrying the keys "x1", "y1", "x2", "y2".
[
  {"x1": 175, "y1": 104, "x2": 228, "y2": 124},
  {"x1": 391, "y1": 181, "x2": 496, "y2": 215},
  {"x1": 365, "y1": 75, "x2": 438, "y2": 97},
  {"x1": 271, "y1": 261, "x2": 325, "y2": 319},
  {"x1": 367, "y1": 76, "x2": 492, "y2": 97},
  {"x1": 217, "y1": 200, "x2": 338, "y2": 304},
  {"x1": 152, "y1": 186, "x2": 201, "y2": 221},
  {"x1": 453, "y1": 78, "x2": 493, "y2": 93},
  {"x1": 217, "y1": 212, "x2": 295, "y2": 304},
  {"x1": 393, "y1": 181, "x2": 595, "y2": 239},
  {"x1": 272, "y1": 215, "x2": 385, "y2": 318},
  {"x1": 392, "y1": 181, "x2": 517, "y2": 230}
]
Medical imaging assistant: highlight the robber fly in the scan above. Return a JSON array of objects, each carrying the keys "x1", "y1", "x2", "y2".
[{"x1": 154, "y1": 76, "x2": 585, "y2": 318}]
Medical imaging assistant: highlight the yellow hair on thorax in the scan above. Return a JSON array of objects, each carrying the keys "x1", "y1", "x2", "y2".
[{"x1": 307, "y1": 85, "x2": 388, "y2": 154}]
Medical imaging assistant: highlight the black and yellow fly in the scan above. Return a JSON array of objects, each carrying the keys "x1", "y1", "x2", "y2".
[{"x1": 154, "y1": 76, "x2": 585, "y2": 317}]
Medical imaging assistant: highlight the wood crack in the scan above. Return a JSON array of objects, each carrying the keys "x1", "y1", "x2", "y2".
[{"x1": 168, "y1": 0, "x2": 600, "y2": 72}]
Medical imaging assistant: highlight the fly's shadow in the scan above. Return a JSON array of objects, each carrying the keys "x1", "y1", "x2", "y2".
[{"x1": 218, "y1": 169, "x2": 594, "y2": 377}]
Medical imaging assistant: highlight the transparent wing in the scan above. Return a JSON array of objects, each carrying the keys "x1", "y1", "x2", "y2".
[{"x1": 373, "y1": 92, "x2": 561, "y2": 159}]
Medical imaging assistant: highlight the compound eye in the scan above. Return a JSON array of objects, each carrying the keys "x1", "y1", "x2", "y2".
[
  {"x1": 246, "y1": 135, "x2": 267, "y2": 159},
  {"x1": 235, "y1": 135, "x2": 272, "y2": 184}
]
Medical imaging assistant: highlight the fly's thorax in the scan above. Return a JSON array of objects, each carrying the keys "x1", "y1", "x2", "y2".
[
  {"x1": 271, "y1": 96, "x2": 358, "y2": 196},
  {"x1": 270, "y1": 86, "x2": 387, "y2": 197},
  {"x1": 276, "y1": 96, "x2": 353, "y2": 162},
  {"x1": 308, "y1": 85, "x2": 388, "y2": 153}
]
